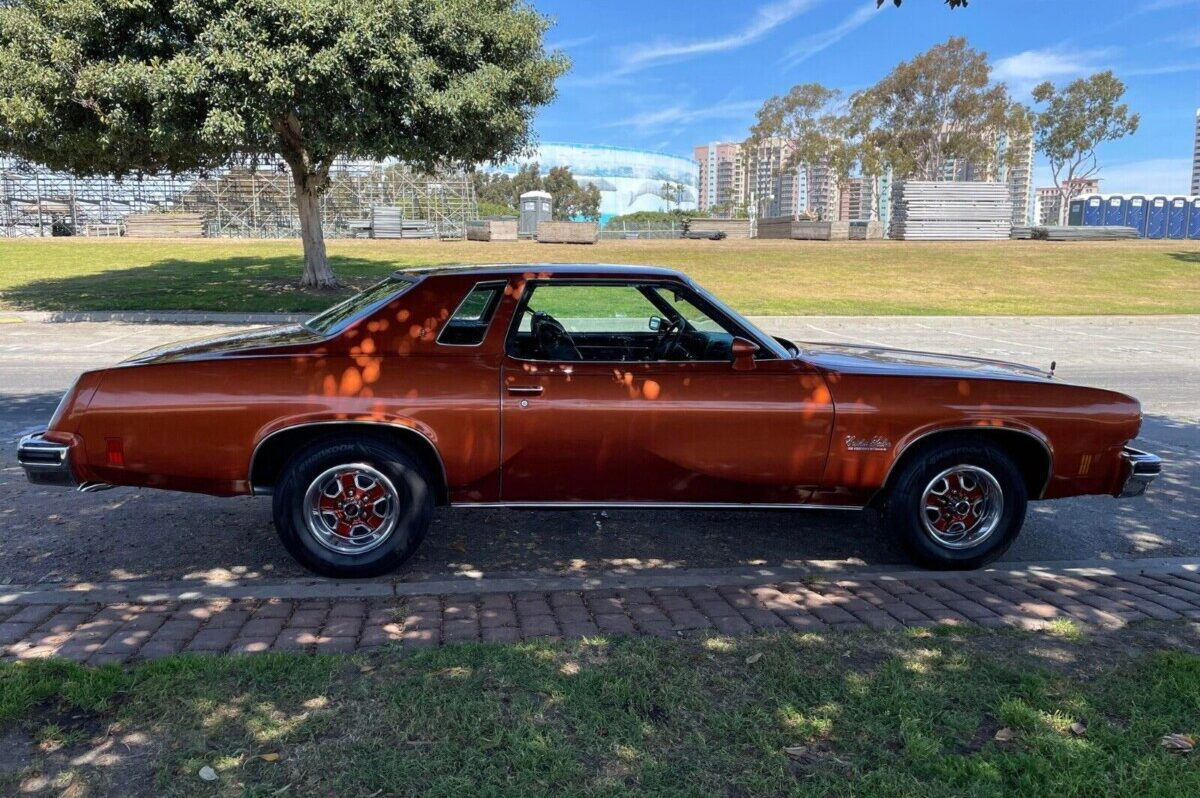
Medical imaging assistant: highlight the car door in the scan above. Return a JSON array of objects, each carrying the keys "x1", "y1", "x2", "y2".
[{"x1": 499, "y1": 279, "x2": 834, "y2": 504}]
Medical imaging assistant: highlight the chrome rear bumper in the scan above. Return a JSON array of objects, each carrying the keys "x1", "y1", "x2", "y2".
[
  {"x1": 1116, "y1": 446, "x2": 1161, "y2": 498},
  {"x1": 16, "y1": 431, "x2": 77, "y2": 488}
]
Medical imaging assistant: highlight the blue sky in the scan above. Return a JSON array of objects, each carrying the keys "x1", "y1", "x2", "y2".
[{"x1": 534, "y1": 0, "x2": 1200, "y2": 194}]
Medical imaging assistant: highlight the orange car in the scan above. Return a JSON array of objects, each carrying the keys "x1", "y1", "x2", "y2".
[{"x1": 19, "y1": 264, "x2": 1160, "y2": 576}]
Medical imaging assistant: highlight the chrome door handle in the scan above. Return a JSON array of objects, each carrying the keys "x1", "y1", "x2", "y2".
[{"x1": 506, "y1": 385, "x2": 544, "y2": 395}]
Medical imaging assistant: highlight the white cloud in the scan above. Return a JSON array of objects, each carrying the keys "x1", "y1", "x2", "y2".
[
  {"x1": 545, "y1": 35, "x2": 596, "y2": 52},
  {"x1": 607, "y1": 99, "x2": 763, "y2": 134},
  {"x1": 616, "y1": 0, "x2": 818, "y2": 74},
  {"x1": 1138, "y1": 0, "x2": 1199, "y2": 11},
  {"x1": 992, "y1": 47, "x2": 1112, "y2": 92},
  {"x1": 782, "y1": 2, "x2": 881, "y2": 68},
  {"x1": 1162, "y1": 28, "x2": 1200, "y2": 47},
  {"x1": 1123, "y1": 62, "x2": 1200, "y2": 76},
  {"x1": 1034, "y1": 158, "x2": 1193, "y2": 196}
]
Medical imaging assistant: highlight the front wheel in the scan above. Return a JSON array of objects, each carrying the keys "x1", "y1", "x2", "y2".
[
  {"x1": 882, "y1": 441, "x2": 1027, "y2": 570},
  {"x1": 272, "y1": 436, "x2": 433, "y2": 578}
]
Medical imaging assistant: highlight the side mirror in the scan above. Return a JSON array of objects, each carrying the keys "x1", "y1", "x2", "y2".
[
  {"x1": 648, "y1": 316, "x2": 664, "y2": 332},
  {"x1": 731, "y1": 337, "x2": 760, "y2": 371}
]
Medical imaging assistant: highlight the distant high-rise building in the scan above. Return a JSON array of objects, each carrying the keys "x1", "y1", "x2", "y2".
[
  {"x1": 1034, "y1": 178, "x2": 1100, "y2": 225},
  {"x1": 1191, "y1": 108, "x2": 1199, "y2": 194},
  {"x1": 937, "y1": 129, "x2": 1034, "y2": 225},
  {"x1": 693, "y1": 141, "x2": 745, "y2": 213}
]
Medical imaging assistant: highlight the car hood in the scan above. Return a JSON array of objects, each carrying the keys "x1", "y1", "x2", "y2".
[
  {"x1": 122, "y1": 324, "x2": 324, "y2": 365},
  {"x1": 801, "y1": 342, "x2": 1053, "y2": 382}
]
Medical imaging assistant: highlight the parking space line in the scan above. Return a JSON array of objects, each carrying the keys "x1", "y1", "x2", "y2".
[
  {"x1": 912, "y1": 322, "x2": 1053, "y2": 351},
  {"x1": 802, "y1": 323, "x2": 891, "y2": 348},
  {"x1": 1021, "y1": 321, "x2": 1190, "y2": 350}
]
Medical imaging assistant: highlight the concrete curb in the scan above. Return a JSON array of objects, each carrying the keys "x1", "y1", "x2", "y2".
[
  {"x1": 0, "y1": 311, "x2": 304, "y2": 325},
  {"x1": 3, "y1": 556, "x2": 1197, "y2": 606}
]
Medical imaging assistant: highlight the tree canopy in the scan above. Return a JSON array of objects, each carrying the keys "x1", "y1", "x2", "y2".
[
  {"x1": 0, "y1": 0, "x2": 567, "y2": 287},
  {"x1": 1032, "y1": 71, "x2": 1139, "y2": 224},
  {"x1": 472, "y1": 164, "x2": 601, "y2": 221},
  {"x1": 850, "y1": 37, "x2": 1025, "y2": 181}
]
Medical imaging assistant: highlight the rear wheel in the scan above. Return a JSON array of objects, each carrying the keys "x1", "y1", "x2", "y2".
[
  {"x1": 882, "y1": 441, "x2": 1027, "y2": 569},
  {"x1": 272, "y1": 437, "x2": 432, "y2": 578}
]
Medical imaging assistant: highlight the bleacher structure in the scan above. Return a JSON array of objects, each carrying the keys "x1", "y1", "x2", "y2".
[{"x1": 0, "y1": 158, "x2": 477, "y2": 239}]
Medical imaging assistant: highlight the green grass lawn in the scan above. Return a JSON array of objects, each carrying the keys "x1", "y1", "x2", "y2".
[
  {"x1": 0, "y1": 237, "x2": 1197, "y2": 315},
  {"x1": 2, "y1": 623, "x2": 1198, "y2": 796}
]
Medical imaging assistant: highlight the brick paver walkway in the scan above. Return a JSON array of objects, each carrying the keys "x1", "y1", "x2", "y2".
[{"x1": 3, "y1": 567, "x2": 1199, "y2": 665}]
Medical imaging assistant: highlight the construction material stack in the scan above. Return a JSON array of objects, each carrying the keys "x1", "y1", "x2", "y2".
[{"x1": 889, "y1": 181, "x2": 1012, "y2": 240}]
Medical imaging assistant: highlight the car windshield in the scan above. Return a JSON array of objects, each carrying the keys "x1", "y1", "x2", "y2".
[{"x1": 303, "y1": 277, "x2": 415, "y2": 336}]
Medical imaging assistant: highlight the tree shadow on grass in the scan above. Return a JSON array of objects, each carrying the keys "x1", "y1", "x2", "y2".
[
  {"x1": 2, "y1": 624, "x2": 1200, "y2": 796},
  {"x1": 0, "y1": 255, "x2": 397, "y2": 314},
  {"x1": 1167, "y1": 251, "x2": 1200, "y2": 264}
]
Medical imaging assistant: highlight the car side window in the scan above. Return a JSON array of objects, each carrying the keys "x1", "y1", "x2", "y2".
[
  {"x1": 437, "y1": 282, "x2": 505, "y2": 346},
  {"x1": 507, "y1": 281, "x2": 739, "y2": 363}
]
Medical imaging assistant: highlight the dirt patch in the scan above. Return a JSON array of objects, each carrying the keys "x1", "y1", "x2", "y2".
[{"x1": 0, "y1": 702, "x2": 160, "y2": 797}]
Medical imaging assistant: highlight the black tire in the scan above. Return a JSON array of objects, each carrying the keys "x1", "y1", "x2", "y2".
[
  {"x1": 882, "y1": 441, "x2": 1027, "y2": 570},
  {"x1": 272, "y1": 436, "x2": 433, "y2": 578}
]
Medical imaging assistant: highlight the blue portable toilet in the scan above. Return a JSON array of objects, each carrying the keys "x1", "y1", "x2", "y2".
[
  {"x1": 1067, "y1": 198, "x2": 1086, "y2": 225},
  {"x1": 1145, "y1": 196, "x2": 1168, "y2": 239},
  {"x1": 1189, "y1": 197, "x2": 1200, "y2": 239},
  {"x1": 1125, "y1": 195, "x2": 1147, "y2": 235},
  {"x1": 1082, "y1": 195, "x2": 1104, "y2": 225},
  {"x1": 1167, "y1": 197, "x2": 1188, "y2": 239},
  {"x1": 1103, "y1": 195, "x2": 1126, "y2": 226}
]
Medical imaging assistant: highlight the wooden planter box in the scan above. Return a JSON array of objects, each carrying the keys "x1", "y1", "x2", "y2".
[
  {"x1": 849, "y1": 221, "x2": 885, "y2": 240},
  {"x1": 467, "y1": 219, "x2": 518, "y2": 242},
  {"x1": 537, "y1": 221, "x2": 598, "y2": 244},
  {"x1": 686, "y1": 218, "x2": 751, "y2": 239},
  {"x1": 124, "y1": 213, "x2": 204, "y2": 238}
]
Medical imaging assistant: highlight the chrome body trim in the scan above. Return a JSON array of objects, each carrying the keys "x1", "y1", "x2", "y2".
[
  {"x1": 1116, "y1": 446, "x2": 1161, "y2": 498},
  {"x1": 450, "y1": 501, "x2": 863, "y2": 511},
  {"x1": 246, "y1": 420, "x2": 449, "y2": 500},
  {"x1": 874, "y1": 425, "x2": 1055, "y2": 502},
  {"x1": 17, "y1": 431, "x2": 77, "y2": 488}
]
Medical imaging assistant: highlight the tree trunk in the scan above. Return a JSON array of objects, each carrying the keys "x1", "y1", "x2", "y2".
[{"x1": 294, "y1": 185, "x2": 335, "y2": 289}]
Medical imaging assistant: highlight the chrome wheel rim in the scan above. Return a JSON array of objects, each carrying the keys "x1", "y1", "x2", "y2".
[
  {"x1": 303, "y1": 463, "x2": 400, "y2": 556},
  {"x1": 920, "y1": 465, "x2": 1003, "y2": 550}
]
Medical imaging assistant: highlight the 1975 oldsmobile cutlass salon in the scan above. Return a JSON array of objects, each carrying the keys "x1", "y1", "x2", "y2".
[{"x1": 19, "y1": 264, "x2": 1160, "y2": 577}]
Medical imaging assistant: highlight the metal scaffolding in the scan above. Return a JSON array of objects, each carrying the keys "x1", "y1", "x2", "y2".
[{"x1": 0, "y1": 158, "x2": 478, "y2": 238}]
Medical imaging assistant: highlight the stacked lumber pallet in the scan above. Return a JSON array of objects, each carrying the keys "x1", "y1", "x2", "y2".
[
  {"x1": 123, "y1": 213, "x2": 204, "y2": 238},
  {"x1": 466, "y1": 219, "x2": 518, "y2": 241},
  {"x1": 370, "y1": 207, "x2": 434, "y2": 239},
  {"x1": 889, "y1": 182, "x2": 1011, "y2": 240},
  {"x1": 1011, "y1": 225, "x2": 1140, "y2": 241},
  {"x1": 536, "y1": 220, "x2": 598, "y2": 244}
]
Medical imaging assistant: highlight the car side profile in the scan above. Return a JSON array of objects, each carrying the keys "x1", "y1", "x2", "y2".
[{"x1": 19, "y1": 263, "x2": 1161, "y2": 577}]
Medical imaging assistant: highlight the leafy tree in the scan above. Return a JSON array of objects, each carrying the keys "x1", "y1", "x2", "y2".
[
  {"x1": 477, "y1": 200, "x2": 519, "y2": 218},
  {"x1": 849, "y1": 37, "x2": 1023, "y2": 181},
  {"x1": 543, "y1": 166, "x2": 600, "y2": 221},
  {"x1": 0, "y1": 0, "x2": 567, "y2": 288},
  {"x1": 748, "y1": 84, "x2": 860, "y2": 220},
  {"x1": 1032, "y1": 71, "x2": 1139, "y2": 224},
  {"x1": 878, "y1": 0, "x2": 968, "y2": 7}
]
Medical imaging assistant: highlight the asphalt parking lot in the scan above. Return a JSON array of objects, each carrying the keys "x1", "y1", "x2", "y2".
[{"x1": 0, "y1": 314, "x2": 1195, "y2": 586}]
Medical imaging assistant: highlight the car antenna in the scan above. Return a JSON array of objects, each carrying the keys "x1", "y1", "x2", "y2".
[{"x1": 1049, "y1": 360, "x2": 1056, "y2": 378}]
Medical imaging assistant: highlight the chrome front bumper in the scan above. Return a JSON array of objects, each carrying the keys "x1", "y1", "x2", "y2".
[
  {"x1": 16, "y1": 431, "x2": 77, "y2": 488},
  {"x1": 1116, "y1": 446, "x2": 1162, "y2": 498}
]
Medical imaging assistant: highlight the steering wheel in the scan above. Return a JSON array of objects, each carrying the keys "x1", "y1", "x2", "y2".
[
  {"x1": 531, "y1": 311, "x2": 581, "y2": 360},
  {"x1": 652, "y1": 318, "x2": 690, "y2": 361}
]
